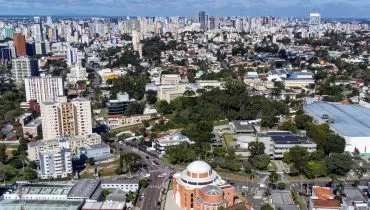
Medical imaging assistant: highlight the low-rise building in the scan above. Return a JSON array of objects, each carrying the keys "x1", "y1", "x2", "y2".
[
  {"x1": 309, "y1": 186, "x2": 341, "y2": 210},
  {"x1": 257, "y1": 131, "x2": 317, "y2": 159},
  {"x1": 105, "y1": 114, "x2": 152, "y2": 129},
  {"x1": 28, "y1": 133, "x2": 102, "y2": 162},
  {"x1": 23, "y1": 117, "x2": 42, "y2": 138},
  {"x1": 78, "y1": 143, "x2": 111, "y2": 159},
  {"x1": 101, "y1": 180, "x2": 139, "y2": 193},
  {"x1": 155, "y1": 133, "x2": 194, "y2": 154},
  {"x1": 161, "y1": 74, "x2": 181, "y2": 85}
]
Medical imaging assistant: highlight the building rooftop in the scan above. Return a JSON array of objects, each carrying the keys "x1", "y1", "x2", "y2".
[
  {"x1": 313, "y1": 186, "x2": 334, "y2": 200},
  {"x1": 200, "y1": 185, "x2": 223, "y2": 196},
  {"x1": 85, "y1": 143, "x2": 110, "y2": 150},
  {"x1": 82, "y1": 201, "x2": 103, "y2": 209},
  {"x1": 101, "y1": 201, "x2": 125, "y2": 209},
  {"x1": 24, "y1": 117, "x2": 42, "y2": 128},
  {"x1": 259, "y1": 131, "x2": 314, "y2": 144},
  {"x1": 187, "y1": 161, "x2": 211, "y2": 174},
  {"x1": 0, "y1": 199, "x2": 84, "y2": 210},
  {"x1": 21, "y1": 184, "x2": 73, "y2": 196},
  {"x1": 67, "y1": 179, "x2": 101, "y2": 199},
  {"x1": 102, "y1": 179, "x2": 139, "y2": 185},
  {"x1": 311, "y1": 199, "x2": 341, "y2": 208},
  {"x1": 271, "y1": 190, "x2": 295, "y2": 205},
  {"x1": 343, "y1": 188, "x2": 366, "y2": 202},
  {"x1": 304, "y1": 102, "x2": 370, "y2": 137}
]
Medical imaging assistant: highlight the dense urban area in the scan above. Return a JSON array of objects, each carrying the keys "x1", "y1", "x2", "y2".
[{"x1": 0, "y1": 10, "x2": 370, "y2": 210}]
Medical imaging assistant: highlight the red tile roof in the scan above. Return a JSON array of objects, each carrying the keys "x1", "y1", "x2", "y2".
[{"x1": 312, "y1": 199, "x2": 340, "y2": 208}]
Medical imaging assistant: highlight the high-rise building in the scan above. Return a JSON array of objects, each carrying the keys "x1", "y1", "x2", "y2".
[
  {"x1": 199, "y1": 11, "x2": 206, "y2": 31},
  {"x1": 24, "y1": 75, "x2": 64, "y2": 103},
  {"x1": 68, "y1": 65, "x2": 87, "y2": 83},
  {"x1": 309, "y1": 10, "x2": 321, "y2": 38},
  {"x1": 40, "y1": 96, "x2": 92, "y2": 140},
  {"x1": 39, "y1": 149, "x2": 72, "y2": 179},
  {"x1": 132, "y1": 30, "x2": 140, "y2": 52},
  {"x1": 12, "y1": 56, "x2": 31, "y2": 83},
  {"x1": 66, "y1": 46, "x2": 78, "y2": 66},
  {"x1": 13, "y1": 33, "x2": 26, "y2": 56}
]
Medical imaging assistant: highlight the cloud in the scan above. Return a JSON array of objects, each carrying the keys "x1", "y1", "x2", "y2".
[{"x1": 0, "y1": 0, "x2": 368, "y2": 17}]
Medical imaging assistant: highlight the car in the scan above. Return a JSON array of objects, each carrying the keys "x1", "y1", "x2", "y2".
[
  {"x1": 143, "y1": 173, "x2": 150, "y2": 178},
  {"x1": 141, "y1": 193, "x2": 145, "y2": 198},
  {"x1": 146, "y1": 156, "x2": 150, "y2": 159},
  {"x1": 158, "y1": 173, "x2": 166, "y2": 178},
  {"x1": 152, "y1": 162, "x2": 156, "y2": 166}
]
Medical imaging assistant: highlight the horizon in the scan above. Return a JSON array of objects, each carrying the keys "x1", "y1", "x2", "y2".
[{"x1": 0, "y1": 0, "x2": 370, "y2": 18}]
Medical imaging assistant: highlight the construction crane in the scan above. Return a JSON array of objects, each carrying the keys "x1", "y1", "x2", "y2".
[{"x1": 17, "y1": 183, "x2": 25, "y2": 210}]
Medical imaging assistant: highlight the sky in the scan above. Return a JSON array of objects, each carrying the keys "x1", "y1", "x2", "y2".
[{"x1": 0, "y1": 0, "x2": 370, "y2": 18}]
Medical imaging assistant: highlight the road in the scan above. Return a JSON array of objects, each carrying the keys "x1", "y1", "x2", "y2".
[{"x1": 111, "y1": 142, "x2": 176, "y2": 210}]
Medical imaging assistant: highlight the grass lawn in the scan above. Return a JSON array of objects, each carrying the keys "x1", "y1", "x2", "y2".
[
  {"x1": 213, "y1": 120, "x2": 229, "y2": 126},
  {"x1": 97, "y1": 108, "x2": 108, "y2": 118},
  {"x1": 222, "y1": 133, "x2": 234, "y2": 147},
  {"x1": 81, "y1": 159, "x2": 120, "y2": 178}
]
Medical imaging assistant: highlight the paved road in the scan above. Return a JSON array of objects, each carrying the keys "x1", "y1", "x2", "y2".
[{"x1": 112, "y1": 142, "x2": 176, "y2": 210}]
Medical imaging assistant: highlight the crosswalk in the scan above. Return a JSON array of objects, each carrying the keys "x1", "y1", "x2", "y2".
[{"x1": 148, "y1": 185, "x2": 162, "y2": 189}]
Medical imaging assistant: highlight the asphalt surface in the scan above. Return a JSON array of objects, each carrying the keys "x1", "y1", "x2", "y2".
[{"x1": 112, "y1": 142, "x2": 176, "y2": 210}]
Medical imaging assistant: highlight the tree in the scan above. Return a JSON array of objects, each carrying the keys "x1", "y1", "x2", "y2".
[
  {"x1": 248, "y1": 141, "x2": 265, "y2": 157},
  {"x1": 146, "y1": 90, "x2": 157, "y2": 105},
  {"x1": 353, "y1": 166, "x2": 366, "y2": 179},
  {"x1": 0, "y1": 144, "x2": 6, "y2": 164},
  {"x1": 294, "y1": 114, "x2": 312, "y2": 130},
  {"x1": 155, "y1": 100, "x2": 172, "y2": 115},
  {"x1": 304, "y1": 161, "x2": 328, "y2": 179},
  {"x1": 325, "y1": 153, "x2": 353, "y2": 176},
  {"x1": 87, "y1": 157, "x2": 95, "y2": 166},
  {"x1": 139, "y1": 179, "x2": 149, "y2": 188},
  {"x1": 279, "y1": 121, "x2": 297, "y2": 133},
  {"x1": 284, "y1": 146, "x2": 309, "y2": 174},
  {"x1": 261, "y1": 204, "x2": 274, "y2": 210},
  {"x1": 23, "y1": 167, "x2": 37, "y2": 180},
  {"x1": 269, "y1": 171, "x2": 278, "y2": 185},
  {"x1": 250, "y1": 154, "x2": 270, "y2": 170},
  {"x1": 102, "y1": 189, "x2": 110, "y2": 201},
  {"x1": 277, "y1": 182, "x2": 286, "y2": 190},
  {"x1": 320, "y1": 134, "x2": 345, "y2": 155}
]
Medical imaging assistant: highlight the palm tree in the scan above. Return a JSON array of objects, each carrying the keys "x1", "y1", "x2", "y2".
[{"x1": 269, "y1": 171, "x2": 278, "y2": 185}]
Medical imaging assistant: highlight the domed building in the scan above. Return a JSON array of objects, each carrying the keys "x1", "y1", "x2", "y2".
[{"x1": 172, "y1": 161, "x2": 235, "y2": 210}]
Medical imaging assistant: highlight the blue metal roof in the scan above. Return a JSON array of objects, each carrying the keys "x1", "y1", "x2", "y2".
[{"x1": 304, "y1": 102, "x2": 370, "y2": 137}]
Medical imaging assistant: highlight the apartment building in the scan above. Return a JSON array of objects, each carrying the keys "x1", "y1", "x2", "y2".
[
  {"x1": 106, "y1": 114, "x2": 152, "y2": 129},
  {"x1": 12, "y1": 56, "x2": 32, "y2": 83},
  {"x1": 39, "y1": 149, "x2": 72, "y2": 179},
  {"x1": 24, "y1": 75, "x2": 64, "y2": 103},
  {"x1": 27, "y1": 133, "x2": 102, "y2": 162},
  {"x1": 40, "y1": 96, "x2": 92, "y2": 139}
]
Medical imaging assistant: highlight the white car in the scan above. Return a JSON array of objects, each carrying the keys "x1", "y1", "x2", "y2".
[
  {"x1": 158, "y1": 173, "x2": 166, "y2": 178},
  {"x1": 143, "y1": 173, "x2": 150, "y2": 178}
]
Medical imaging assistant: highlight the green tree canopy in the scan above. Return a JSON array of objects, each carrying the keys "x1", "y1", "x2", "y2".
[{"x1": 325, "y1": 153, "x2": 353, "y2": 176}]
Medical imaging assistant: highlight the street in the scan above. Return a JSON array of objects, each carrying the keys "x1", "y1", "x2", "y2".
[{"x1": 112, "y1": 142, "x2": 176, "y2": 210}]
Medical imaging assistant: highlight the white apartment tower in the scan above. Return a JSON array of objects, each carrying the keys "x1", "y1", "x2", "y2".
[
  {"x1": 309, "y1": 10, "x2": 321, "y2": 38},
  {"x1": 12, "y1": 56, "x2": 31, "y2": 83},
  {"x1": 70, "y1": 98, "x2": 92, "y2": 136},
  {"x1": 39, "y1": 149, "x2": 72, "y2": 179},
  {"x1": 41, "y1": 96, "x2": 92, "y2": 140},
  {"x1": 132, "y1": 30, "x2": 140, "y2": 52},
  {"x1": 68, "y1": 65, "x2": 88, "y2": 83},
  {"x1": 24, "y1": 75, "x2": 64, "y2": 103}
]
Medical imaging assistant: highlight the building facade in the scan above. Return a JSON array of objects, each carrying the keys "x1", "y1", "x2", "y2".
[
  {"x1": 40, "y1": 96, "x2": 92, "y2": 140},
  {"x1": 24, "y1": 75, "x2": 64, "y2": 103},
  {"x1": 39, "y1": 149, "x2": 72, "y2": 179},
  {"x1": 172, "y1": 161, "x2": 235, "y2": 210},
  {"x1": 13, "y1": 33, "x2": 26, "y2": 56},
  {"x1": 27, "y1": 133, "x2": 102, "y2": 162},
  {"x1": 12, "y1": 56, "x2": 31, "y2": 83}
]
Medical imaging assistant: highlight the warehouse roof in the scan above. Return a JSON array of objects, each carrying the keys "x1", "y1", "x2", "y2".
[{"x1": 304, "y1": 102, "x2": 370, "y2": 137}]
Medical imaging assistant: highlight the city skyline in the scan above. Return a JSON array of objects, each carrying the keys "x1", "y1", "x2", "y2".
[{"x1": 0, "y1": 0, "x2": 370, "y2": 18}]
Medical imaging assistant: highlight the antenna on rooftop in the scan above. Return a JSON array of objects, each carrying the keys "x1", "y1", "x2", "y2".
[{"x1": 17, "y1": 183, "x2": 26, "y2": 210}]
